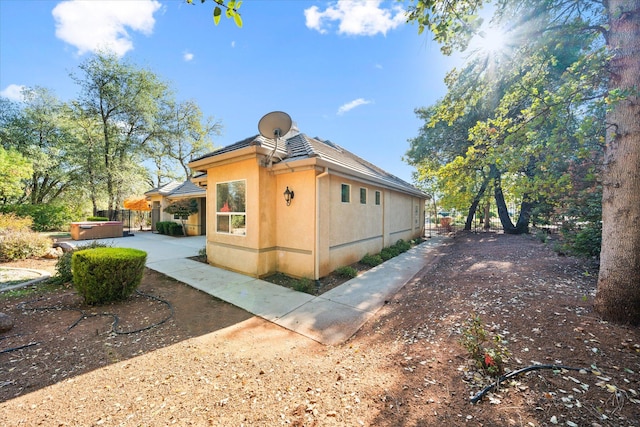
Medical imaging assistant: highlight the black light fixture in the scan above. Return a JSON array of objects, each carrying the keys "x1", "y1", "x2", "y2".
[{"x1": 283, "y1": 186, "x2": 294, "y2": 206}]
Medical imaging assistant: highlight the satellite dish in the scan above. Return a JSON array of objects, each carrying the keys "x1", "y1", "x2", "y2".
[{"x1": 258, "y1": 111, "x2": 292, "y2": 140}]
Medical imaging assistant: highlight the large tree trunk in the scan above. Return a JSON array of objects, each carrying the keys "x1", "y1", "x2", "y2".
[
  {"x1": 464, "y1": 171, "x2": 491, "y2": 230},
  {"x1": 594, "y1": 0, "x2": 640, "y2": 325},
  {"x1": 492, "y1": 168, "x2": 516, "y2": 232}
]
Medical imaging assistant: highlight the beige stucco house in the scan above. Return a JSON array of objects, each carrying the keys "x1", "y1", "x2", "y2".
[
  {"x1": 188, "y1": 125, "x2": 428, "y2": 280},
  {"x1": 144, "y1": 180, "x2": 206, "y2": 236}
]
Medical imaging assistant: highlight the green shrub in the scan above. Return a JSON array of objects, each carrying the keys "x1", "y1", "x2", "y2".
[
  {"x1": 393, "y1": 239, "x2": 411, "y2": 253},
  {"x1": 292, "y1": 278, "x2": 316, "y2": 294},
  {"x1": 335, "y1": 266, "x2": 358, "y2": 278},
  {"x1": 0, "y1": 204, "x2": 75, "y2": 232},
  {"x1": 571, "y1": 223, "x2": 601, "y2": 257},
  {"x1": 156, "y1": 221, "x2": 183, "y2": 236},
  {"x1": 0, "y1": 230, "x2": 52, "y2": 261},
  {"x1": 0, "y1": 212, "x2": 33, "y2": 232},
  {"x1": 380, "y1": 246, "x2": 400, "y2": 261},
  {"x1": 87, "y1": 216, "x2": 109, "y2": 221},
  {"x1": 50, "y1": 241, "x2": 111, "y2": 285},
  {"x1": 72, "y1": 247, "x2": 147, "y2": 305},
  {"x1": 361, "y1": 253, "x2": 383, "y2": 267}
]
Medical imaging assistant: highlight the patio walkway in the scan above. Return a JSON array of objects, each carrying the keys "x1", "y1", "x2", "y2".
[{"x1": 86, "y1": 232, "x2": 446, "y2": 345}]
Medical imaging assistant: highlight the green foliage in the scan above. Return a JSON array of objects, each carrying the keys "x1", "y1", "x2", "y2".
[
  {"x1": 156, "y1": 221, "x2": 184, "y2": 236},
  {"x1": 163, "y1": 198, "x2": 198, "y2": 218},
  {"x1": 50, "y1": 241, "x2": 111, "y2": 285},
  {"x1": 291, "y1": 277, "x2": 316, "y2": 295},
  {"x1": 0, "y1": 204, "x2": 75, "y2": 231},
  {"x1": 380, "y1": 246, "x2": 400, "y2": 261},
  {"x1": 187, "y1": 0, "x2": 243, "y2": 27},
  {"x1": 0, "y1": 230, "x2": 52, "y2": 261},
  {"x1": 87, "y1": 216, "x2": 109, "y2": 221},
  {"x1": 72, "y1": 247, "x2": 146, "y2": 305},
  {"x1": 562, "y1": 222, "x2": 602, "y2": 257},
  {"x1": 393, "y1": 239, "x2": 411, "y2": 253},
  {"x1": 459, "y1": 315, "x2": 510, "y2": 377},
  {"x1": 361, "y1": 253, "x2": 383, "y2": 267},
  {"x1": 0, "y1": 146, "x2": 32, "y2": 201},
  {"x1": 335, "y1": 266, "x2": 358, "y2": 279},
  {"x1": 198, "y1": 246, "x2": 207, "y2": 257}
]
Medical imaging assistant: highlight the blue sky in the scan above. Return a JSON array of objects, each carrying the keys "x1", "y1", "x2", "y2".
[{"x1": 0, "y1": 0, "x2": 465, "y2": 184}]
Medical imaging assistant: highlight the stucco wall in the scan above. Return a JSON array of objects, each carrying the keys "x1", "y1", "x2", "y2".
[
  {"x1": 322, "y1": 175, "x2": 425, "y2": 276},
  {"x1": 205, "y1": 158, "x2": 261, "y2": 276},
  {"x1": 199, "y1": 154, "x2": 425, "y2": 280},
  {"x1": 273, "y1": 169, "x2": 316, "y2": 278}
]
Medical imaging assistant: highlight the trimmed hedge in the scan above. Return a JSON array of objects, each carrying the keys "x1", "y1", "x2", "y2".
[
  {"x1": 156, "y1": 221, "x2": 183, "y2": 236},
  {"x1": 72, "y1": 247, "x2": 147, "y2": 305},
  {"x1": 50, "y1": 241, "x2": 111, "y2": 285},
  {"x1": 87, "y1": 216, "x2": 109, "y2": 221}
]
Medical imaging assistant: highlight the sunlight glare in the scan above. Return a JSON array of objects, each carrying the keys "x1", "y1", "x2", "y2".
[{"x1": 476, "y1": 26, "x2": 506, "y2": 54}]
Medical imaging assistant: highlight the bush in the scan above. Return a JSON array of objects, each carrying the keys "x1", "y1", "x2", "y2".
[
  {"x1": 380, "y1": 246, "x2": 400, "y2": 261},
  {"x1": 50, "y1": 241, "x2": 111, "y2": 285},
  {"x1": 393, "y1": 239, "x2": 411, "y2": 253},
  {"x1": 335, "y1": 266, "x2": 358, "y2": 278},
  {"x1": 0, "y1": 204, "x2": 75, "y2": 231},
  {"x1": 459, "y1": 314, "x2": 510, "y2": 377},
  {"x1": 571, "y1": 223, "x2": 601, "y2": 257},
  {"x1": 87, "y1": 216, "x2": 109, "y2": 221},
  {"x1": 72, "y1": 247, "x2": 147, "y2": 305},
  {"x1": 0, "y1": 212, "x2": 33, "y2": 232},
  {"x1": 0, "y1": 230, "x2": 52, "y2": 261},
  {"x1": 292, "y1": 277, "x2": 316, "y2": 295},
  {"x1": 361, "y1": 253, "x2": 383, "y2": 267},
  {"x1": 156, "y1": 221, "x2": 183, "y2": 236}
]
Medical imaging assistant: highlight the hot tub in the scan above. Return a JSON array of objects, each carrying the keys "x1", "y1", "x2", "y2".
[{"x1": 70, "y1": 221, "x2": 124, "y2": 240}]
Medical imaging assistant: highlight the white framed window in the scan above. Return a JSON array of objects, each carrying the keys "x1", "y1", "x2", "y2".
[
  {"x1": 216, "y1": 180, "x2": 246, "y2": 235},
  {"x1": 360, "y1": 187, "x2": 367, "y2": 204},
  {"x1": 341, "y1": 183, "x2": 350, "y2": 203}
]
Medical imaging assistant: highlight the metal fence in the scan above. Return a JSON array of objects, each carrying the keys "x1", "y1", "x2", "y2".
[{"x1": 96, "y1": 209, "x2": 152, "y2": 233}]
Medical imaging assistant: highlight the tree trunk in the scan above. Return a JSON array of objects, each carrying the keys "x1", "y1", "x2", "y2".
[
  {"x1": 492, "y1": 167, "x2": 517, "y2": 233},
  {"x1": 594, "y1": 0, "x2": 640, "y2": 325},
  {"x1": 464, "y1": 172, "x2": 491, "y2": 230},
  {"x1": 483, "y1": 202, "x2": 491, "y2": 230}
]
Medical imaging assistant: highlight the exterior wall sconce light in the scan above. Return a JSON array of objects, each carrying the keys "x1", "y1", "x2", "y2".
[{"x1": 283, "y1": 186, "x2": 294, "y2": 206}]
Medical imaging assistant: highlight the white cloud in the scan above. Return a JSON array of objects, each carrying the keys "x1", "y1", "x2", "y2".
[
  {"x1": 52, "y1": 0, "x2": 162, "y2": 57},
  {"x1": 183, "y1": 52, "x2": 194, "y2": 62},
  {"x1": 375, "y1": 63, "x2": 383, "y2": 69},
  {"x1": 305, "y1": 0, "x2": 406, "y2": 36},
  {"x1": 1, "y1": 84, "x2": 26, "y2": 101},
  {"x1": 337, "y1": 98, "x2": 372, "y2": 115},
  {"x1": 231, "y1": 41, "x2": 236, "y2": 48}
]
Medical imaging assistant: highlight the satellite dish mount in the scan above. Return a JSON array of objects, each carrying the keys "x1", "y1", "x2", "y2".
[{"x1": 258, "y1": 111, "x2": 292, "y2": 167}]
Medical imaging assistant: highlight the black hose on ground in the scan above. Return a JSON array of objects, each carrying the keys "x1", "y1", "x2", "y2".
[
  {"x1": 17, "y1": 289, "x2": 174, "y2": 336},
  {"x1": 470, "y1": 364, "x2": 586, "y2": 404}
]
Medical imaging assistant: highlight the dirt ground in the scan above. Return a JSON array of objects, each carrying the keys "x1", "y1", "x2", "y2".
[{"x1": 1, "y1": 232, "x2": 639, "y2": 426}]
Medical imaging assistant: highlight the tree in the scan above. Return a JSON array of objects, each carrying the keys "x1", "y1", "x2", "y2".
[
  {"x1": 0, "y1": 146, "x2": 32, "y2": 203},
  {"x1": 72, "y1": 51, "x2": 174, "y2": 214},
  {"x1": 163, "y1": 198, "x2": 198, "y2": 235},
  {"x1": 405, "y1": 0, "x2": 640, "y2": 324},
  {"x1": 148, "y1": 99, "x2": 221, "y2": 182},
  {"x1": 0, "y1": 88, "x2": 80, "y2": 204}
]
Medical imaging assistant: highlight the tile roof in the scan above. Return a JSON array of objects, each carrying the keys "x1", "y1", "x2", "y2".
[
  {"x1": 191, "y1": 128, "x2": 426, "y2": 197},
  {"x1": 145, "y1": 180, "x2": 205, "y2": 198}
]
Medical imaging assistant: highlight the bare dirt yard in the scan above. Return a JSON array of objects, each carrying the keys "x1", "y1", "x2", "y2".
[{"x1": 1, "y1": 232, "x2": 639, "y2": 426}]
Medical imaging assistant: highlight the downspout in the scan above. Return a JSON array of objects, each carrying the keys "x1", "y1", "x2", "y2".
[{"x1": 315, "y1": 167, "x2": 330, "y2": 280}]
